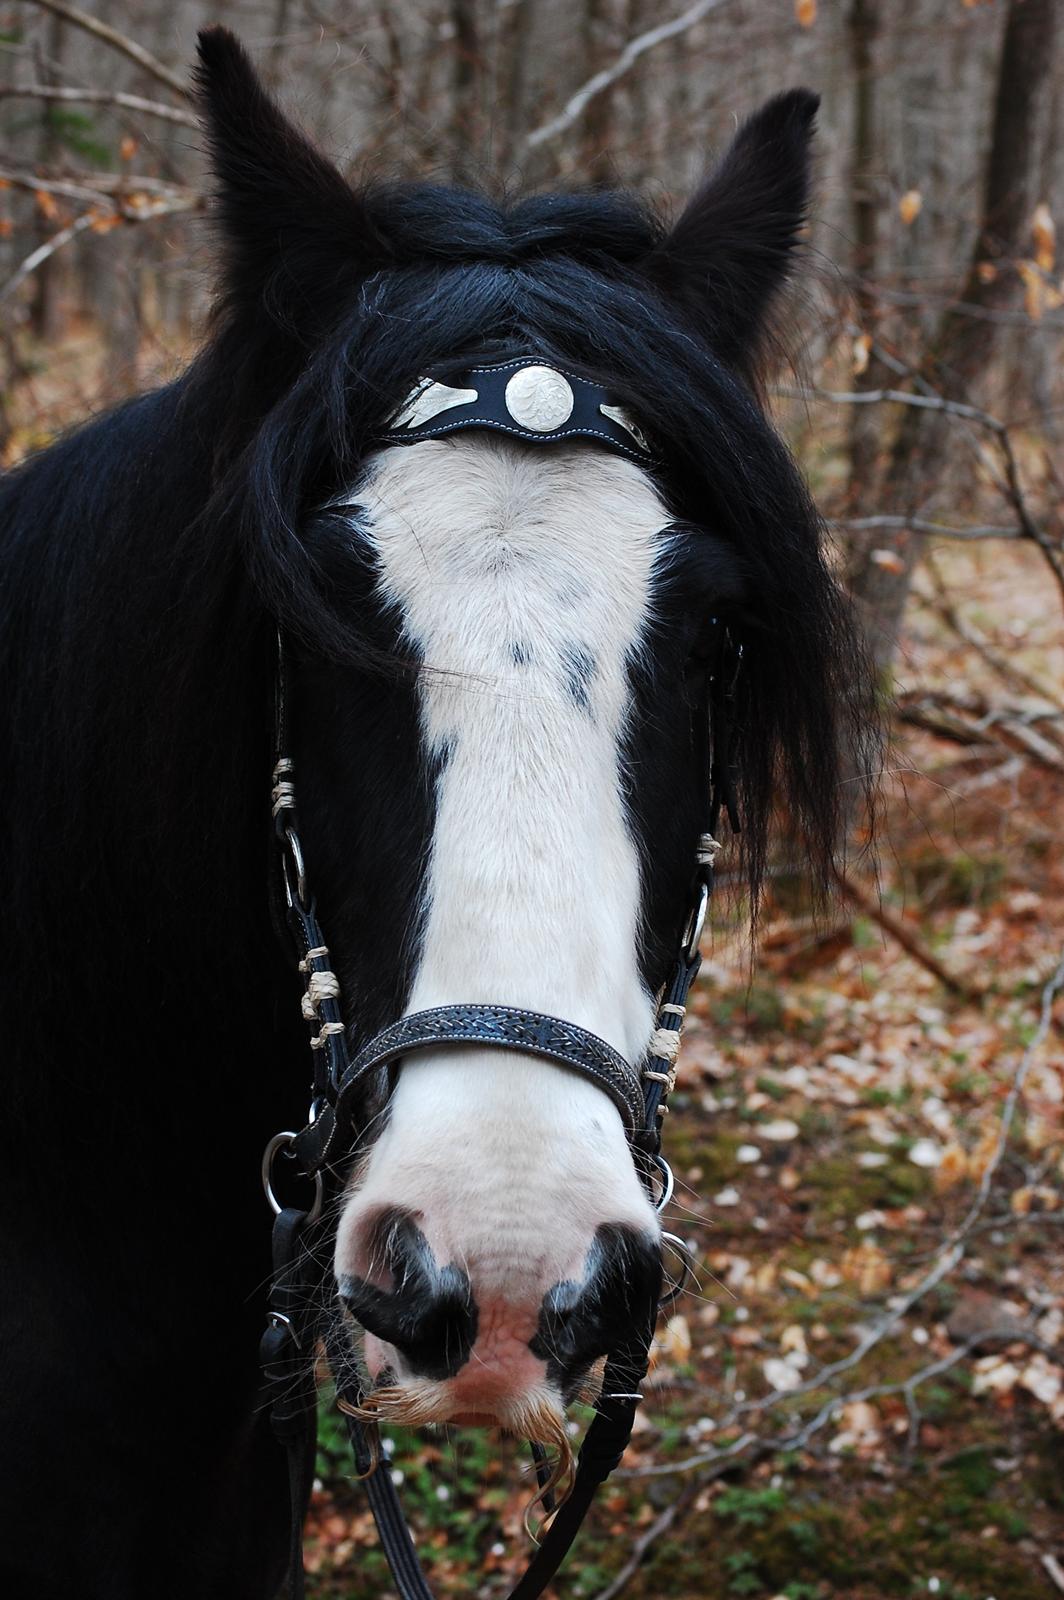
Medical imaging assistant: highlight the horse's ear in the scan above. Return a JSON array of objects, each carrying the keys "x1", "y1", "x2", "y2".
[
  {"x1": 194, "y1": 27, "x2": 382, "y2": 323},
  {"x1": 647, "y1": 89, "x2": 819, "y2": 377}
]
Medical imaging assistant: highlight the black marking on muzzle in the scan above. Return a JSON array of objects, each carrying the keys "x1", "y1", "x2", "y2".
[
  {"x1": 339, "y1": 1209, "x2": 478, "y2": 1382},
  {"x1": 530, "y1": 1223, "x2": 662, "y2": 1399}
]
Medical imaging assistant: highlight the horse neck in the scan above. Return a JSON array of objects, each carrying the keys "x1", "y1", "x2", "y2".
[{"x1": 1, "y1": 381, "x2": 303, "y2": 1187}]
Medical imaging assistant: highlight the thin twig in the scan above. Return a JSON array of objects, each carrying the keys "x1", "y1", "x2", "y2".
[
  {"x1": 0, "y1": 211, "x2": 95, "y2": 302},
  {"x1": 831, "y1": 865, "x2": 981, "y2": 999},
  {"x1": 0, "y1": 167, "x2": 202, "y2": 221},
  {"x1": 955, "y1": 946, "x2": 1064, "y2": 1241},
  {"x1": 838, "y1": 514, "x2": 1023, "y2": 542},
  {"x1": 996, "y1": 422, "x2": 1064, "y2": 606},
  {"x1": 1042, "y1": 1553, "x2": 1064, "y2": 1594},
  {"x1": 524, "y1": 0, "x2": 728, "y2": 151},
  {"x1": 19, "y1": 0, "x2": 189, "y2": 98},
  {"x1": 588, "y1": 1480, "x2": 706, "y2": 1600},
  {"x1": 917, "y1": 557, "x2": 1064, "y2": 713},
  {"x1": 775, "y1": 384, "x2": 1008, "y2": 432},
  {"x1": 0, "y1": 82, "x2": 197, "y2": 126}
]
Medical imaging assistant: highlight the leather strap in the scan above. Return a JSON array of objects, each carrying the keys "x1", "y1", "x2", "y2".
[
  {"x1": 261, "y1": 1206, "x2": 324, "y2": 1600},
  {"x1": 294, "y1": 1003, "x2": 643, "y2": 1174}
]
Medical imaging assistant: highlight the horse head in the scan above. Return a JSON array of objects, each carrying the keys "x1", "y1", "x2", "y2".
[{"x1": 195, "y1": 28, "x2": 862, "y2": 1447}]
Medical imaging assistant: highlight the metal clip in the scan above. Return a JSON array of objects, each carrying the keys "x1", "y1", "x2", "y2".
[
  {"x1": 658, "y1": 1231, "x2": 693, "y2": 1310},
  {"x1": 281, "y1": 825, "x2": 308, "y2": 910},
  {"x1": 266, "y1": 1310, "x2": 302, "y2": 1350},
  {"x1": 262, "y1": 1130, "x2": 324, "y2": 1223},
  {"x1": 680, "y1": 880, "x2": 709, "y2": 961},
  {"x1": 652, "y1": 1154, "x2": 675, "y2": 1213}
]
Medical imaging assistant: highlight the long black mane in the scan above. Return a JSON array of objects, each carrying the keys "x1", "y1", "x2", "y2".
[{"x1": 2, "y1": 176, "x2": 867, "y2": 1052}]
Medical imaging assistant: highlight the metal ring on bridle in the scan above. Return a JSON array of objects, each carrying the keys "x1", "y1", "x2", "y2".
[
  {"x1": 281, "y1": 826, "x2": 308, "y2": 909},
  {"x1": 681, "y1": 881, "x2": 709, "y2": 961},
  {"x1": 262, "y1": 1130, "x2": 324, "y2": 1222},
  {"x1": 658, "y1": 1230, "x2": 693, "y2": 1310},
  {"x1": 652, "y1": 1153, "x2": 675, "y2": 1213}
]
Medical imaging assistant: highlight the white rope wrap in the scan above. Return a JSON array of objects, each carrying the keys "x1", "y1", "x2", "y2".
[
  {"x1": 696, "y1": 833, "x2": 722, "y2": 868},
  {"x1": 645, "y1": 1012, "x2": 683, "y2": 1104},
  {"x1": 300, "y1": 969, "x2": 341, "y2": 1020},
  {"x1": 648, "y1": 1026, "x2": 681, "y2": 1064},
  {"x1": 298, "y1": 947, "x2": 330, "y2": 972},
  {"x1": 271, "y1": 758, "x2": 296, "y2": 818},
  {"x1": 310, "y1": 1020, "x2": 345, "y2": 1050}
]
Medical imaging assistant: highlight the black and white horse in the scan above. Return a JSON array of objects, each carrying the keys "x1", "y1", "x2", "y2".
[{"x1": 0, "y1": 29, "x2": 868, "y2": 1599}]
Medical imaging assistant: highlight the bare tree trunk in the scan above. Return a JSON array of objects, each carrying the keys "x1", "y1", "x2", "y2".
[
  {"x1": 502, "y1": 0, "x2": 534, "y2": 175},
  {"x1": 625, "y1": 0, "x2": 654, "y2": 185},
  {"x1": 846, "y1": 0, "x2": 1058, "y2": 676},
  {"x1": 450, "y1": 0, "x2": 481, "y2": 182},
  {"x1": 845, "y1": 0, "x2": 889, "y2": 508},
  {"x1": 581, "y1": 0, "x2": 617, "y2": 186},
  {"x1": 30, "y1": 10, "x2": 68, "y2": 343}
]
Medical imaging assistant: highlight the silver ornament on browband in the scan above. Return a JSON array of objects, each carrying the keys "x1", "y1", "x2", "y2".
[
  {"x1": 386, "y1": 359, "x2": 654, "y2": 461},
  {"x1": 503, "y1": 365, "x2": 574, "y2": 432},
  {"x1": 393, "y1": 378, "x2": 479, "y2": 430},
  {"x1": 599, "y1": 403, "x2": 651, "y2": 455}
]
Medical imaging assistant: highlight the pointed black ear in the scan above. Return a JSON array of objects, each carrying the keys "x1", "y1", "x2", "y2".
[
  {"x1": 647, "y1": 89, "x2": 819, "y2": 377},
  {"x1": 194, "y1": 27, "x2": 384, "y2": 326}
]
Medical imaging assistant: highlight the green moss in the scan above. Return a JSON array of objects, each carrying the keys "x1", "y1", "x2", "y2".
[{"x1": 904, "y1": 849, "x2": 1007, "y2": 910}]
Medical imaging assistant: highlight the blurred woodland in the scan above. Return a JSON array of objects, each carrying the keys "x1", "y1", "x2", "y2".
[{"x1": 3, "y1": 2, "x2": 1064, "y2": 1597}]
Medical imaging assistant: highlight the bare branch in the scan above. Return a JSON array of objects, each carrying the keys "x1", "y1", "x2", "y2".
[
  {"x1": 917, "y1": 556, "x2": 1064, "y2": 712},
  {"x1": 0, "y1": 167, "x2": 202, "y2": 216},
  {"x1": 838, "y1": 514, "x2": 1024, "y2": 542},
  {"x1": 776, "y1": 384, "x2": 1008, "y2": 432},
  {"x1": 524, "y1": 0, "x2": 729, "y2": 152},
  {"x1": 832, "y1": 865, "x2": 981, "y2": 998},
  {"x1": 956, "y1": 946, "x2": 1064, "y2": 1239},
  {"x1": 996, "y1": 422, "x2": 1064, "y2": 605},
  {"x1": 0, "y1": 83, "x2": 197, "y2": 127},
  {"x1": 1043, "y1": 1553, "x2": 1064, "y2": 1595},
  {"x1": 19, "y1": 0, "x2": 189, "y2": 99},
  {"x1": 0, "y1": 211, "x2": 95, "y2": 303},
  {"x1": 855, "y1": 274, "x2": 1064, "y2": 332}
]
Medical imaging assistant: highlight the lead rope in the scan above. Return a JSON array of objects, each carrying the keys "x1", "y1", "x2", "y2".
[{"x1": 261, "y1": 626, "x2": 740, "y2": 1600}]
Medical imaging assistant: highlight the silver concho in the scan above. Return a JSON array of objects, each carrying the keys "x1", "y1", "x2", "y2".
[{"x1": 504, "y1": 365, "x2": 574, "y2": 433}]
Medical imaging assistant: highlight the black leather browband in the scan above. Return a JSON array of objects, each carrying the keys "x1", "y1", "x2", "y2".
[{"x1": 380, "y1": 357, "x2": 653, "y2": 463}]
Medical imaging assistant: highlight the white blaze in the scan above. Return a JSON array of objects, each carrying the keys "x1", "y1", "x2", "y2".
[{"x1": 336, "y1": 436, "x2": 667, "y2": 1308}]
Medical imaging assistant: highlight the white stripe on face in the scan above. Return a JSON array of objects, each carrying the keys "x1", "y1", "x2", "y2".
[{"x1": 335, "y1": 436, "x2": 669, "y2": 1393}]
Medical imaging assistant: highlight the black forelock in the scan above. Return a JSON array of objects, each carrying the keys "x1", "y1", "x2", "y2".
[{"x1": 186, "y1": 188, "x2": 872, "y2": 910}]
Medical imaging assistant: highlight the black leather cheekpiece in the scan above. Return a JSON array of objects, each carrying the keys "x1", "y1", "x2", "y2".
[{"x1": 379, "y1": 357, "x2": 653, "y2": 464}]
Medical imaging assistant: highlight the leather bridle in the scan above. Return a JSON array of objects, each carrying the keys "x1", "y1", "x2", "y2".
[{"x1": 258, "y1": 360, "x2": 741, "y2": 1600}]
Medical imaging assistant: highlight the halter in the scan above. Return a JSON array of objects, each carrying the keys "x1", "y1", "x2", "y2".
[{"x1": 259, "y1": 358, "x2": 741, "y2": 1600}]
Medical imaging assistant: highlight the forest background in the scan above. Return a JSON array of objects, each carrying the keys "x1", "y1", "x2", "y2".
[{"x1": 2, "y1": 2, "x2": 1064, "y2": 1596}]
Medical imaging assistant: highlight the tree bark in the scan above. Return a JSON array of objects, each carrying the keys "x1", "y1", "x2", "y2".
[
  {"x1": 845, "y1": 0, "x2": 890, "y2": 508},
  {"x1": 581, "y1": 0, "x2": 617, "y2": 186},
  {"x1": 846, "y1": 0, "x2": 1058, "y2": 677},
  {"x1": 450, "y1": 0, "x2": 481, "y2": 183}
]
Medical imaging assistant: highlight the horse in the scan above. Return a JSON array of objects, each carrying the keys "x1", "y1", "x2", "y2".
[{"x1": 0, "y1": 27, "x2": 870, "y2": 1599}]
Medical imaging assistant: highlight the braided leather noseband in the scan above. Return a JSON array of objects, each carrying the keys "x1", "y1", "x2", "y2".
[{"x1": 258, "y1": 359, "x2": 741, "y2": 1600}]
